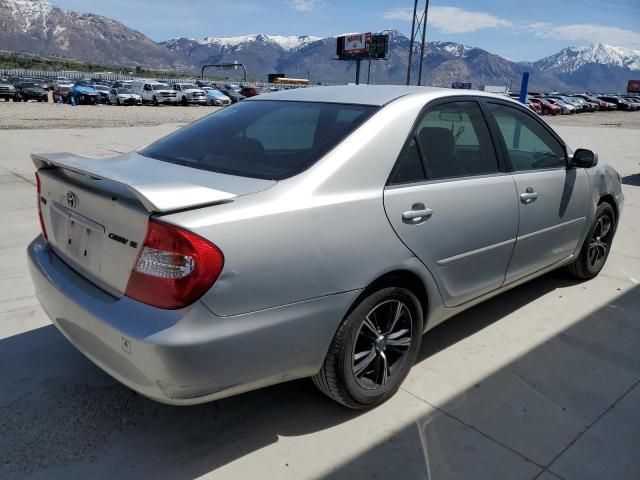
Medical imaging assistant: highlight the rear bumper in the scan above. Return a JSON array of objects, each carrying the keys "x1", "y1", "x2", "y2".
[{"x1": 28, "y1": 236, "x2": 358, "y2": 405}]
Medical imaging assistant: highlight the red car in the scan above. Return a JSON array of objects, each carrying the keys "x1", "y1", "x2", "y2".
[
  {"x1": 239, "y1": 86, "x2": 265, "y2": 98},
  {"x1": 530, "y1": 97, "x2": 561, "y2": 115},
  {"x1": 526, "y1": 100, "x2": 542, "y2": 114}
]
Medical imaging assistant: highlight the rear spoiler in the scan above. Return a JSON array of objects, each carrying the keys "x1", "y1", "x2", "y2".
[{"x1": 32, "y1": 152, "x2": 246, "y2": 213}]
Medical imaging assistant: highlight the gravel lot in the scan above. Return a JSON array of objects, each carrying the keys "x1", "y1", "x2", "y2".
[
  {"x1": 0, "y1": 103, "x2": 639, "y2": 480},
  {"x1": 0, "y1": 100, "x2": 215, "y2": 130},
  {"x1": 545, "y1": 109, "x2": 640, "y2": 130}
]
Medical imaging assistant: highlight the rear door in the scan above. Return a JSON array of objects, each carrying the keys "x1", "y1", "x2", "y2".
[
  {"x1": 484, "y1": 100, "x2": 591, "y2": 282},
  {"x1": 384, "y1": 98, "x2": 519, "y2": 307}
]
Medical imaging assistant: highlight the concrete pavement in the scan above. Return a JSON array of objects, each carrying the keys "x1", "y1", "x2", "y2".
[{"x1": 0, "y1": 118, "x2": 639, "y2": 480}]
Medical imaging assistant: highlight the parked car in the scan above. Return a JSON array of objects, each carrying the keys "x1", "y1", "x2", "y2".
[
  {"x1": 597, "y1": 96, "x2": 637, "y2": 111},
  {"x1": 15, "y1": 81, "x2": 49, "y2": 102},
  {"x1": 108, "y1": 85, "x2": 142, "y2": 105},
  {"x1": 28, "y1": 86, "x2": 624, "y2": 409},
  {"x1": 132, "y1": 81, "x2": 177, "y2": 105},
  {"x1": 70, "y1": 80, "x2": 99, "y2": 105},
  {"x1": 530, "y1": 97, "x2": 561, "y2": 115},
  {"x1": 542, "y1": 97, "x2": 575, "y2": 114},
  {"x1": 112, "y1": 80, "x2": 133, "y2": 89},
  {"x1": 551, "y1": 95, "x2": 585, "y2": 112},
  {"x1": 239, "y1": 86, "x2": 265, "y2": 98},
  {"x1": 526, "y1": 100, "x2": 542, "y2": 114},
  {"x1": 92, "y1": 84, "x2": 111, "y2": 104},
  {"x1": 572, "y1": 94, "x2": 615, "y2": 111},
  {"x1": 195, "y1": 80, "x2": 212, "y2": 89},
  {"x1": 171, "y1": 83, "x2": 207, "y2": 106},
  {"x1": 0, "y1": 80, "x2": 17, "y2": 102},
  {"x1": 622, "y1": 96, "x2": 640, "y2": 109},
  {"x1": 52, "y1": 81, "x2": 74, "y2": 103},
  {"x1": 219, "y1": 88, "x2": 245, "y2": 103},
  {"x1": 35, "y1": 78, "x2": 53, "y2": 91},
  {"x1": 205, "y1": 88, "x2": 232, "y2": 106}
]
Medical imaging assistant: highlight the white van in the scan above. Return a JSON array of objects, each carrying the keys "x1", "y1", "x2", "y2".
[{"x1": 131, "y1": 80, "x2": 177, "y2": 105}]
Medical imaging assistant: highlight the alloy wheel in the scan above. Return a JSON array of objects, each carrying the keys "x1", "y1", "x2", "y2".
[
  {"x1": 588, "y1": 214, "x2": 612, "y2": 270},
  {"x1": 352, "y1": 299, "x2": 413, "y2": 390}
]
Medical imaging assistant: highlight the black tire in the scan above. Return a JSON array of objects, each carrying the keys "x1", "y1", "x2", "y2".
[
  {"x1": 568, "y1": 202, "x2": 616, "y2": 280},
  {"x1": 3, "y1": 97, "x2": 8, "y2": 102},
  {"x1": 153, "y1": 96, "x2": 159, "y2": 106},
  {"x1": 313, "y1": 287, "x2": 423, "y2": 409},
  {"x1": 23, "y1": 97, "x2": 28, "y2": 102},
  {"x1": 117, "y1": 98, "x2": 121, "y2": 106},
  {"x1": 181, "y1": 95, "x2": 188, "y2": 106}
]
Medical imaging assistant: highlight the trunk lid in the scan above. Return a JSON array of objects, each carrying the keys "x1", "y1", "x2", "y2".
[{"x1": 34, "y1": 151, "x2": 275, "y2": 296}]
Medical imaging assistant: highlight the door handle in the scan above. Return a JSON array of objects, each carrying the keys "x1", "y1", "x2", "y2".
[
  {"x1": 402, "y1": 203, "x2": 433, "y2": 223},
  {"x1": 520, "y1": 187, "x2": 538, "y2": 204}
]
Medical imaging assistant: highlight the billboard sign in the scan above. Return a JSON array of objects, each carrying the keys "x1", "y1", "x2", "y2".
[
  {"x1": 336, "y1": 33, "x2": 388, "y2": 60},
  {"x1": 628, "y1": 80, "x2": 640, "y2": 93},
  {"x1": 344, "y1": 33, "x2": 371, "y2": 55}
]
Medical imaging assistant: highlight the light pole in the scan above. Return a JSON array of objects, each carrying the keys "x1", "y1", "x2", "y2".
[{"x1": 201, "y1": 62, "x2": 247, "y2": 82}]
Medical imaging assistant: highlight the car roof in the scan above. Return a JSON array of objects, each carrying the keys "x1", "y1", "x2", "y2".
[{"x1": 250, "y1": 85, "x2": 461, "y2": 106}]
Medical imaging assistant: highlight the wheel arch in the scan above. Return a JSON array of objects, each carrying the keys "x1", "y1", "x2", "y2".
[
  {"x1": 346, "y1": 269, "x2": 430, "y2": 324},
  {"x1": 598, "y1": 193, "x2": 618, "y2": 221}
]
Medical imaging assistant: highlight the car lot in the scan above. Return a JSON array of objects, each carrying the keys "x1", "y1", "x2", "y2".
[{"x1": 0, "y1": 108, "x2": 639, "y2": 479}]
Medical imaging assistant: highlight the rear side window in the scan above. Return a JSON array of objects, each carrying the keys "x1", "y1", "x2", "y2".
[
  {"x1": 488, "y1": 103, "x2": 566, "y2": 171},
  {"x1": 416, "y1": 101, "x2": 499, "y2": 180},
  {"x1": 141, "y1": 100, "x2": 377, "y2": 180}
]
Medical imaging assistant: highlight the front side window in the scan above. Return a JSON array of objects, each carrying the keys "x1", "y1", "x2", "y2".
[
  {"x1": 488, "y1": 103, "x2": 566, "y2": 171},
  {"x1": 141, "y1": 101, "x2": 377, "y2": 180}
]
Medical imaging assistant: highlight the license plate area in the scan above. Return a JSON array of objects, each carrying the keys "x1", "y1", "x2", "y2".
[{"x1": 50, "y1": 202, "x2": 105, "y2": 272}]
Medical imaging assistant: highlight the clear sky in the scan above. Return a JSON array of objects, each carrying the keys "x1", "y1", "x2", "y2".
[{"x1": 51, "y1": 0, "x2": 640, "y2": 61}]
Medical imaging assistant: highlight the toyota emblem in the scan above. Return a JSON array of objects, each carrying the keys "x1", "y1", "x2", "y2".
[{"x1": 66, "y1": 191, "x2": 78, "y2": 208}]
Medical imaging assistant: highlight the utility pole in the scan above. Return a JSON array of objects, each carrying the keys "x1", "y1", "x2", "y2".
[{"x1": 406, "y1": 0, "x2": 430, "y2": 86}]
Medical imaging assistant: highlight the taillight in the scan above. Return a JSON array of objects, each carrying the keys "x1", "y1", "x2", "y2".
[
  {"x1": 35, "y1": 172, "x2": 48, "y2": 240},
  {"x1": 125, "y1": 219, "x2": 224, "y2": 309}
]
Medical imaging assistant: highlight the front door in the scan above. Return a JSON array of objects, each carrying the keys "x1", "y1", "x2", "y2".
[
  {"x1": 384, "y1": 99, "x2": 519, "y2": 307},
  {"x1": 485, "y1": 101, "x2": 591, "y2": 282}
]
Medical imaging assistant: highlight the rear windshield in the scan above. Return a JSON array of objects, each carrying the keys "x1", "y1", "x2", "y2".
[{"x1": 140, "y1": 100, "x2": 378, "y2": 180}]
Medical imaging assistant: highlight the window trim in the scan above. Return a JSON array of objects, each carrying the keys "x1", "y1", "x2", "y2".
[
  {"x1": 480, "y1": 98, "x2": 569, "y2": 173},
  {"x1": 386, "y1": 96, "x2": 508, "y2": 187}
]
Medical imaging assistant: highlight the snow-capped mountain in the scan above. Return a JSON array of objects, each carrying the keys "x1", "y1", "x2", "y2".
[
  {"x1": 535, "y1": 43, "x2": 640, "y2": 73},
  {"x1": 195, "y1": 34, "x2": 322, "y2": 51},
  {"x1": 0, "y1": 0, "x2": 186, "y2": 69},
  {"x1": 533, "y1": 43, "x2": 640, "y2": 91},
  {"x1": 162, "y1": 29, "x2": 570, "y2": 91}
]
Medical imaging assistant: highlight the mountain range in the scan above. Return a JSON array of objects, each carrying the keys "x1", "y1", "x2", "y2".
[{"x1": 1, "y1": 0, "x2": 639, "y2": 92}]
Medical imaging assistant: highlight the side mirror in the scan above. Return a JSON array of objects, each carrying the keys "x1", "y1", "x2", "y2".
[{"x1": 572, "y1": 148, "x2": 598, "y2": 168}]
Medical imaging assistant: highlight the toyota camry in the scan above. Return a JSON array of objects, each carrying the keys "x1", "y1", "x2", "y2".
[{"x1": 28, "y1": 85, "x2": 623, "y2": 409}]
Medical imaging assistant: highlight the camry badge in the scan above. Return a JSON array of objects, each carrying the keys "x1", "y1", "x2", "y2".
[{"x1": 66, "y1": 191, "x2": 78, "y2": 208}]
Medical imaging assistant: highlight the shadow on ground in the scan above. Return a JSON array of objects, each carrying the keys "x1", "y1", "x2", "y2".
[
  {"x1": 1, "y1": 275, "x2": 639, "y2": 480},
  {"x1": 622, "y1": 174, "x2": 640, "y2": 186},
  {"x1": 328, "y1": 282, "x2": 640, "y2": 480}
]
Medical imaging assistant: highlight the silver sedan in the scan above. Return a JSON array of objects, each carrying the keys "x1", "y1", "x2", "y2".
[{"x1": 28, "y1": 86, "x2": 624, "y2": 409}]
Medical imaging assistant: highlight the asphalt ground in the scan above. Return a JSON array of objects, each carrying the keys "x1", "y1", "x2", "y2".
[{"x1": 0, "y1": 108, "x2": 639, "y2": 480}]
